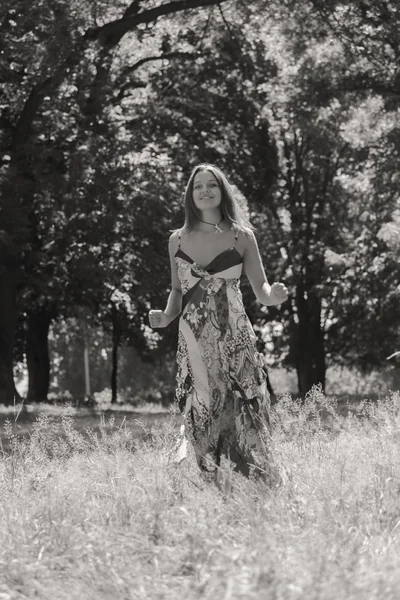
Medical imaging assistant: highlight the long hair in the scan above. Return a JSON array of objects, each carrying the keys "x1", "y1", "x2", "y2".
[{"x1": 181, "y1": 163, "x2": 254, "y2": 234}]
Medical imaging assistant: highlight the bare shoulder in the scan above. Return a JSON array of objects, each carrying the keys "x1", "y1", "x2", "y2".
[
  {"x1": 168, "y1": 229, "x2": 182, "y2": 254},
  {"x1": 236, "y1": 227, "x2": 257, "y2": 255},
  {"x1": 169, "y1": 230, "x2": 181, "y2": 243}
]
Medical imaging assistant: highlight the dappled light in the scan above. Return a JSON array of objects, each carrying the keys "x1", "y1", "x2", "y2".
[{"x1": 1, "y1": 0, "x2": 400, "y2": 597}]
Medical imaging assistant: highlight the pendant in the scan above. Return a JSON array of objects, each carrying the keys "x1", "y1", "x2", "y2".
[{"x1": 215, "y1": 223, "x2": 223, "y2": 234}]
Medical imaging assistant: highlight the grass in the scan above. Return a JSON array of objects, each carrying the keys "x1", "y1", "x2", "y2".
[
  {"x1": 0, "y1": 402, "x2": 170, "y2": 454},
  {"x1": 1, "y1": 386, "x2": 400, "y2": 599}
]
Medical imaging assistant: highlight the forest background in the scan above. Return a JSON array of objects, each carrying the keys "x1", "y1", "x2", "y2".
[{"x1": 1, "y1": 0, "x2": 400, "y2": 408}]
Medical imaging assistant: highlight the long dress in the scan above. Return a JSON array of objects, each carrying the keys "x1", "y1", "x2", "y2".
[{"x1": 173, "y1": 228, "x2": 274, "y2": 480}]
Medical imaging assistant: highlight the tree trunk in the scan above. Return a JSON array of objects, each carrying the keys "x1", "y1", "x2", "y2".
[
  {"x1": 264, "y1": 367, "x2": 278, "y2": 405},
  {"x1": 83, "y1": 329, "x2": 91, "y2": 399},
  {"x1": 0, "y1": 233, "x2": 18, "y2": 405},
  {"x1": 26, "y1": 308, "x2": 54, "y2": 403},
  {"x1": 111, "y1": 303, "x2": 120, "y2": 404},
  {"x1": 295, "y1": 285, "x2": 326, "y2": 395}
]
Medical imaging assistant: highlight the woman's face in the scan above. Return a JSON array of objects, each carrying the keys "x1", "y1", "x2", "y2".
[{"x1": 192, "y1": 171, "x2": 222, "y2": 213}]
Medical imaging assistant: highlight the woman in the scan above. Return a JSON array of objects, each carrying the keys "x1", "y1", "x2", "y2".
[{"x1": 149, "y1": 164, "x2": 288, "y2": 481}]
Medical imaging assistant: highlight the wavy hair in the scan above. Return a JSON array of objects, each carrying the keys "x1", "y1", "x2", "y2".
[{"x1": 181, "y1": 163, "x2": 254, "y2": 235}]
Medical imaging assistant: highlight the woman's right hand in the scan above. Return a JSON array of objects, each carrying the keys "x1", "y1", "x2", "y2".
[{"x1": 148, "y1": 310, "x2": 170, "y2": 329}]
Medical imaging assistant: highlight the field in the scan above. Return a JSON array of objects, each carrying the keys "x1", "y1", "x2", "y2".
[{"x1": 1, "y1": 387, "x2": 400, "y2": 600}]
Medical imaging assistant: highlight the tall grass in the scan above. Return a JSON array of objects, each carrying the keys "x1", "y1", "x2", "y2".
[{"x1": 1, "y1": 387, "x2": 400, "y2": 599}]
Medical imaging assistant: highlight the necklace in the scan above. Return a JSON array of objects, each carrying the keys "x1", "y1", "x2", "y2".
[{"x1": 199, "y1": 217, "x2": 224, "y2": 234}]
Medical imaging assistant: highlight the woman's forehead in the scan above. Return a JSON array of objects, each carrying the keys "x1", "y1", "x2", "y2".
[{"x1": 193, "y1": 170, "x2": 218, "y2": 183}]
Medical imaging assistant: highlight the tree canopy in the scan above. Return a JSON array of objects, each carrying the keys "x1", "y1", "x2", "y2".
[{"x1": 1, "y1": 0, "x2": 399, "y2": 403}]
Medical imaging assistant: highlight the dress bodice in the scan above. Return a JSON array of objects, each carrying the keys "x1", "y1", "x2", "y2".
[{"x1": 175, "y1": 247, "x2": 243, "y2": 291}]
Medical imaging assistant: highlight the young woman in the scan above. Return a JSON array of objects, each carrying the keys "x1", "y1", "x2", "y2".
[{"x1": 149, "y1": 164, "x2": 288, "y2": 481}]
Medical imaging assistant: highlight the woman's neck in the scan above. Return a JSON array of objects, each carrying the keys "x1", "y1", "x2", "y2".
[
  {"x1": 196, "y1": 216, "x2": 228, "y2": 234},
  {"x1": 199, "y1": 209, "x2": 223, "y2": 227},
  {"x1": 198, "y1": 209, "x2": 223, "y2": 224}
]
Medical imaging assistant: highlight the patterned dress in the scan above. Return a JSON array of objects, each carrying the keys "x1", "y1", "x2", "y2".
[{"x1": 173, "y1": 228, "x2": 273, "y2": 480}]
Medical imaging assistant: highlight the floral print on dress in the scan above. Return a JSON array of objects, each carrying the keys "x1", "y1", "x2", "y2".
[{"x1": 173, "y1": 237, "x2": 273, "y2": 480}]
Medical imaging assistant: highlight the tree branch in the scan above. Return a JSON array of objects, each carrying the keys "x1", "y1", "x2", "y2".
[
  {"x1": 113, "y1": 51, "x2": 197, "y2": 101},
  {"x1": 123, "y1": 0, "x2": 144, "y2": 19},
  {"x1": 9, "y1": 0, "x2": 225, "y2": 154},
  {"x1": 85, "y1": 0, "x2": 226, "y2": 46},
  {"x1": 117, "y1": 50, "x2": 197, "y2": 84}
]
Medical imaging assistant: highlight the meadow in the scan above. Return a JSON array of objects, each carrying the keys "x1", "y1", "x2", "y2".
[{"x1": 1, "y1": 387, "x2": 400, "y2": 600}]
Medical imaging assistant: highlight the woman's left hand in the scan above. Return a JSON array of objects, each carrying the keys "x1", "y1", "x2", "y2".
[{"x1": 270, "y1": 282, "x2": 289, "y2": 305}]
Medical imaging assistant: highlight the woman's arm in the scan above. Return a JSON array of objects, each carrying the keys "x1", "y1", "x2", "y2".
[
  {"x1": 242, "y1": 231, "x2": 288, "y2": 306},
  {"x1": 164, "y1": 232, "x2": 183, "y2": 322},
  {"x1": 148, "y1": 231, "x2": 182, "y2": 328}
]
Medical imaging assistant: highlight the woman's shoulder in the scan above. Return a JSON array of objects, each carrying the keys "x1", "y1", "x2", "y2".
[
  {"x1": 235, "y1": 225, "x2": 255, "y2": 242},
  {"x1": 169, "y1": 228, "x2": 181, "y2": 240},
  {"x1": 168, "y1": 227, "x2": 184, "y2": 252},
  {"x1": 234, "y1": 225, "x2": 256, "y2": 255}
]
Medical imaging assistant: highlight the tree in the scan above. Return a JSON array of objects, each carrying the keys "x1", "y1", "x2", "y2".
[
  {"x1": 0, "y1": 0, "x2": 231, "y2": 404},
  {"x1": 275, "y1": 0, "x2": 400, "y2": 380},
  {"x1": 0, "y1": 232, "x2": 19, "y2": 404},
  {"x1": 307, "y1": 0, "x2": 400, "y2": 101},
  {"x1": 3, "y1": 0, "x2": 400, "y2": 403}
]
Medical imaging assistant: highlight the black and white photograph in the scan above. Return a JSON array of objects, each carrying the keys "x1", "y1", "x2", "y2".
[{"x1": 1, "y1": 1, "x2": 400, "y2": 598}]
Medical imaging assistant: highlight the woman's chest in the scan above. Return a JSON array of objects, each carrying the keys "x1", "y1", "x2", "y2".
[{"x1": 181, "y1": 232, "x2": 235, "y2": 266}]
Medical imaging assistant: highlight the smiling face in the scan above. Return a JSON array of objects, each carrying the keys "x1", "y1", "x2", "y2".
[{"x1": 192, "y1": 170, "x2": 222, "y2": 213}]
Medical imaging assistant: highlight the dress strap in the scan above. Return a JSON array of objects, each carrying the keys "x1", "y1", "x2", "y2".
[
  {"x1": 177, "y1": 229, "x2": 182, "y2": 249},
  {"x1": 232, "y1": 226, "x2": 239, "y2": 247}
]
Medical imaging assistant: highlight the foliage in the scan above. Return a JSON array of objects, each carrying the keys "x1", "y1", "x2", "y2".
[
  {"x1": 47, "y1": 317, "x2": 177, "y2": 401},
  {"x1": 1, "y1": 1, "x2": 232, "y2": 402},
  {"x1": 1, "y1": 0, "x2": 400, "y2": 399},
  {"x1": 243, "y1": 0, "x2": 400, "y2": 377}
]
